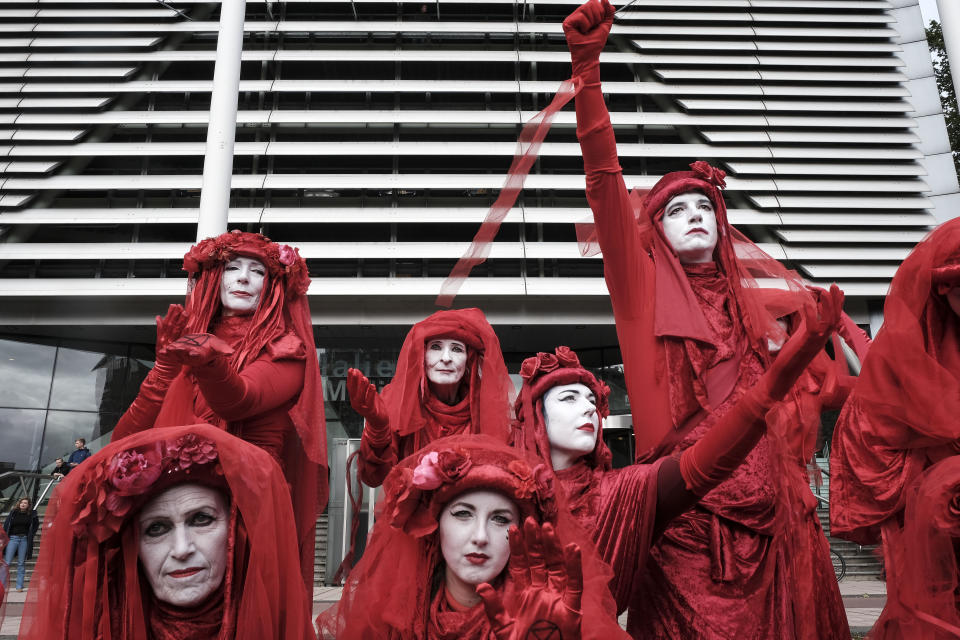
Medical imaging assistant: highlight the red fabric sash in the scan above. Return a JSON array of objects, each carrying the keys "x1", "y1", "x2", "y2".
[{"x1": 436, "y1": 78, "x2": 583, "y2": 307}]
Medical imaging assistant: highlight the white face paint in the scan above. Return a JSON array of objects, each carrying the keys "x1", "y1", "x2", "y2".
[
  {"x1": 661, "y1": 191, "x2": 719, "y2": 264},
  {"x1": 542, "y1": 383, "x2": 599, "y2": 471},
  {"x1": 219, "y1": 257, "x2": 266, "y2": 317},
  {"x1": 439, "y1": 490, "x2": 518, "y2": 607},
  {"x1": 424, "y1": 338, "x2": 468, "y2": 388},
  {"x1": 137, "y1": 483, "x2": 230, "y2": 608},
  {"x1": 948, "y1": 288, "x2": 960, "y2": 317}
]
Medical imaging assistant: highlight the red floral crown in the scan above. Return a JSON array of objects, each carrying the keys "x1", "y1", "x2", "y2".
[
  {"x1": 383, "y1": 438, "x2": 557, "y2": 538},
  {"x1": 642, "y1": 161, "x2": 727, "y2": 223},
  {"x1": 518, "y1": 346, "x2": 610, "y2": 418},
  {"x1": 183, "y1": 230, "x2": 310, "y2": 296},
  {"x1": 70, "y1": 434, "x2": 223, "y2": 542}
]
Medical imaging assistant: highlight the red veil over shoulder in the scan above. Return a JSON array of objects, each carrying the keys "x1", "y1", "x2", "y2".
[
  {"x1": 831, "y1": 219, "x2": 960, "y2": 637},
  {"x1": 382, "y1": 308, "x2": 514, "y2": 448},
  {"x1": 18, "y1": 424, "x2": 315, "y2": 640},
  {"x1": 319, "y1": 435, "x2": 627, "y2": 640},
  {"x1": 113, "y1": 230, "x2": 327, "y2": 589}
]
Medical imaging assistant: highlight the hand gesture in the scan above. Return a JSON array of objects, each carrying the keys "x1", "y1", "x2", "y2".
[
  {"x1": 764, "y1": 284, "x2": 844, "y2": 400},
  {"x1": 478, "y1": 518, "x2": 582, "y2": 640},
  {"x1": 155, "y1": 304, "x2": 188, "y2": 351},
  {"x1": 563, "y1": 0, "x2": 615, "y2": 78},
  {"x1": 347, "y1": 368, "x2": 390, "y2": 429},
  {"x1": 160, "y1": 333, "x2": 234, "y2": 368}
]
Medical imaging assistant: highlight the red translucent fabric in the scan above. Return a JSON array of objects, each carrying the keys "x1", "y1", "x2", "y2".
[
  {"x1": 435, "y1": 79, "x2": 581, "y2": 308},
  {"x1": 318, "y1": 435, "x2": 627, "y2": 640},
  {"x1": 18, "y1": 424, "x2": 315, "y2": 640},
  {"x1": 381, "y1": 308, "x2": 513, "y2": 447},
  {"x1": 112, "y1": 231, "x2": 326, "y2": 589}
]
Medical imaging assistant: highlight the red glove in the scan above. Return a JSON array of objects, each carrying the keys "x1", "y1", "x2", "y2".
[
  {"x1": 478, "y1": 518, "x2": 582, "y2": 640},
  {"x1": 677, "y1": 284, "x2": 845, "y2": 496},
  {"x1": 563, "y1": 0, "x2": 614, "y2": 82},
  {"x1": 155, "y1": 304, "x2": 188, "y2": 352},
  {"x1": 347, "y1": 368, "x2": 392, "y2": 448},
  {"x1": 761, "y1": 284, "x2": 844, "y2": 401},
  {"x1": 160, "y1": 333, "x2": 234, "y2": 368}
]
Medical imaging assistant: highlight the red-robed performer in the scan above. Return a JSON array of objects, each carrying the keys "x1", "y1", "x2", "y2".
[
  {"x1": 564, "y1": 1, "x2": 849, "y2": 636},
  {"x1": 347, "y1": 308, "x2": 514, "y2": 488},
  {"x1": 19, "y1": 424, "x2": 315, "y2": 640},
  {"x1": 318, "y1": 434, "x2": 629, "y2": 640},
  {"x1": 511, "y1": 308, "x2": 841, "y2": 620},
  {"x1": 110, "y1": 230, "x2": 326, "y2": 589},
  {"x1": 831, "y1": 218, "x2": 960, "y2": 638}
]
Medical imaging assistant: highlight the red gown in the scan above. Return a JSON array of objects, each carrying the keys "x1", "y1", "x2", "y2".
[
  {"x1": 575, "y1": 78, "x2": 848, "y2": 639},
  {"x1": 831, "y1": 218, "x2": 960, "y2": 638}
]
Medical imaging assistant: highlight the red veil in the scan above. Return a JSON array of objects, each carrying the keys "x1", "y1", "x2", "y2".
[
  {"x1": 113, "y1": 230, "x2": 327, "y2": 589},
  {"x1": 319, "y1": 434, "x2": 626, "y2": 640},
  {"x1": 831, "y1": 219, "x2": 960, "y2": 637},
  {"x1": 382, "y1": 308, "x2": 514, "y2": 449},
  {"x1": 18, "y1": 424, "x2": 315, "y2": 640}
]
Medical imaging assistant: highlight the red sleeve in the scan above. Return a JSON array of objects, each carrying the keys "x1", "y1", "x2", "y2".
[
  {"x1": 111, "y1": 361, "x2": 182, "y2": 441},
  {"x1": 191, "y1": 355, "x2": 305, "y2": 422},
  {"x1": 357, "y1": 427, "x2": 399, "y2": 488}
]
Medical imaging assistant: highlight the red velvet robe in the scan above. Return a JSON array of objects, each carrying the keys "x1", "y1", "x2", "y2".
[{"x1": 580, "y1": 100, "x2": 847, "y2": 639}]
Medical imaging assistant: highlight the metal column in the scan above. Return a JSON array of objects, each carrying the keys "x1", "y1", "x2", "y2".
[
  {"x1": 938, "y1": 0, "x2": 960, "y2": 103},
  {"x1": 196, "y1": 0, "x2": 247, "y2": 241}
]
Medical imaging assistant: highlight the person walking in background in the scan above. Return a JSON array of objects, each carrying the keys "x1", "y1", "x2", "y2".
[
  {"x1": 67, "y1": 438, "x2": 91, "y2": 468},
  {"x1": 51, "y1": 457, "x2": 70, "y2": 479},
  {"x1": 3, "y1": 497, "x2": 39, "y2": 592}
]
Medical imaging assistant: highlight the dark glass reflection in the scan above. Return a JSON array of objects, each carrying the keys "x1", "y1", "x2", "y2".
[
  {"x1": 0, "y1": 409, "x2": 45, "y2": 470},
  {"x1": 49, "y1": 344, "x2": 132, "y2": 414},
  {"x1": 0, "y1": 339, "x2": 56, "y2": 409},
  {"x1": 40, "y1": 411, "x2": 116, "y2": 470}
]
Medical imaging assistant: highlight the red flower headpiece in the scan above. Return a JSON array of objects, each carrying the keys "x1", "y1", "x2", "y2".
[
  {"x1": 71, "y1": 434, "x2": 223, "y2": 542},
  {"x1": 689, "y1": 160, "x2": 727, "y2": 189},
  {"x1": 518, "y1": 346, "x2": 610, "y2": 419},
  {"x1": 183, "y1": 230, "x2": 310, "y2": 296},
  {"x1": 383, "y1": 436, "x2": 557, "y2": 538},
  {"x1": 641, "y1": 161, "x2": 728, "y2": 223}
]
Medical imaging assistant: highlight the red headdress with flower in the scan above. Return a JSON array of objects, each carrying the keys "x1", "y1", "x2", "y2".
[
  {"x1": 512, "y1": 346, "x2": 613, "y2": 472},
  {"x1": 19, "y1": 424, "x2": 316, "y2": 640},
  {"x1": 318, "y1": 434, "x2": 625, "y2": 640}
]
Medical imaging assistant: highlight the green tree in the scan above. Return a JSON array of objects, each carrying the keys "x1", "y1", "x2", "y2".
[{"x1": 927, "y1": 20, "x2": 960, "y2": 176}]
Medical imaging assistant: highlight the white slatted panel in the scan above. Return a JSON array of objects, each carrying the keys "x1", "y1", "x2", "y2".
[{"x1": 0, "y1": 0, "x2": 947, "y2": 325}]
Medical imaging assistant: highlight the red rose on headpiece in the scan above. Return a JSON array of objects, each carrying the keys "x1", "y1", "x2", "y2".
[
  {"x1": 508, "y1": 459, "x2": 536, "y2": 499},
  {"x1": 689, "y1": 161, "x2": 726, "y2": 189},
  {"x1": 109, "y1": 445, "x2": 163, "y2": 497},
  {"x1": 538, "y1": 352, "x2": 559, "y2": 374},
  {"x1": 169, "y1": 434, "x2": 218, "y2": 470},
  {"x1": 278, "y1": 244, "x2": 298, "y2": 267},
  {"x1": 554, "y1": 346, "x2": 580, "y2": 369},
  {"x1": 436, "y1": 448, "x2": 472, "y2": 483},
  {"x1": 519, "y1": 356, "x2": 540, "y2": 381}
]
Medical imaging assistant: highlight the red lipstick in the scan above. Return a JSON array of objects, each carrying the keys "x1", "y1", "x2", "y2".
[
  {"x1": 465, "y1": 553, "x2": 489, "y2": 565},
  {"x1": 167, "y1": 567, "x2": 203, "y2": 578}
]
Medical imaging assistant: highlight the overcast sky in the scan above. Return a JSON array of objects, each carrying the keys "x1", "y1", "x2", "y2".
[{"x1": 920, "y1": 0, "x2": 940, "y2": 23}]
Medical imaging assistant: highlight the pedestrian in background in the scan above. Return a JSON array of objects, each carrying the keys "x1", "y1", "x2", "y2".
[
  {"x1": 67, "y1": 438, "x2": 91, "y2": 468},
  {"x1": 3, "y1": 497, "x2": 39, "y2": 592}
]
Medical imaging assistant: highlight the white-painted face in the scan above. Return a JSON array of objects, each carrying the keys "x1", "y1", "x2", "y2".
[
  {"x1": 219, "y1": 256, "x2": 266, "y2": 317},
  {"x1": 661, "y1": 191, "x2": 719, "y2": 264},
  {"x1": 543, "y1": 383, "x2": 599, "y2": 471},
  {"x1": 137, "y1": 483, "x2": 230, "y2": 608},
  {"x1": 424, "y1": 338, "x2": 468, "y2": 387},
  {"x1": 948, "y1": 287, "x2": 960, "y2": 317},
  {"x1": 439, "y1": 490, "x2": 518, "y2": 602}
]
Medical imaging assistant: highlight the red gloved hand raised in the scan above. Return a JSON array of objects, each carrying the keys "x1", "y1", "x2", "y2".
[
  {"x1": 160, "y1": 333, "x2": 234, "y2": 368},
  {"x1": 347, "y1": 368, "x2": 390, "y2": 430},
  {"x1": 563, "y1": 0, "x2": 614, "y2": 80},
  {"x1": 155, "y1": 304, "x2": 188, "y2": 352},
  {"x1": 478, "y1": 518, "x2": 582, "y2": 640},
  {"x1": 763, "y1": 284, "x2": 845, "y2": 401}
]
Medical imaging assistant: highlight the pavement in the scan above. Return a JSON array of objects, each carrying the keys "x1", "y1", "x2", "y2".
[{"x1": 0, "y1": 579, "x2": 886, "y2": 637}]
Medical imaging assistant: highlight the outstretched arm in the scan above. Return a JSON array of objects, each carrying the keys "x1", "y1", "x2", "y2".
[
  {"x1": 347, "y1": 368, "x2": 399, "y2": 487},
  {"x1": 654, "y1": 286, "x2": 846, "y2": 534},
  {"x1": 162, "y1": 333, "x2": 305, "y2": 422},
  {"x1": 111, "y1": 305, "x2": 187, "y2": 441},
  {"x1": 565, "y1": 0, "x2": 649, "y2": 312}
]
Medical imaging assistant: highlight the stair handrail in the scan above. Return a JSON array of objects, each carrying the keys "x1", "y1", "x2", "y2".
[{"x1": 0, "y1": 471, "x2": 57, "y2": 516}]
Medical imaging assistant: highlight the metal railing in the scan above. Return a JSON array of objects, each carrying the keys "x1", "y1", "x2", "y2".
[{"x1": 0, "y1": 471, "x2": 58, "y2": 516}]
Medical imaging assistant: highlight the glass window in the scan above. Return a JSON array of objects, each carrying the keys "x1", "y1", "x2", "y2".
[
  {"x1": 0, "y1": 409, "x2": 45, "y2": 471},
  {"x1": 0, "y1": 339, "x2": 57, "y2": 409},
  {"x1": 48, "y1": 345, "x2": 131, "y2": 414},
  {"x1": 40, "y1": 410, "x2": 114, "y2": 470}
]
